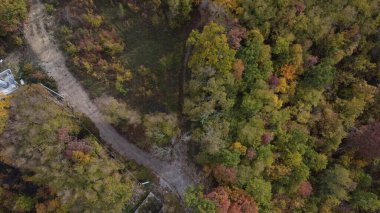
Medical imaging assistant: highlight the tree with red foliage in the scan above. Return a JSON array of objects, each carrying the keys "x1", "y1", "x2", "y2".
[
  {"x1": 306, "y1": 55, "x2": 319, "y2": 67},
  {"x1": 57, "y1": 128, "x2": 72, "y2": 143},
  {"x1": 350, "y1": 122, "x2": 380, "y2": 160},
  {"x1": 228, "y1": 26, "x2": 247, "y2": 49},
  {"x1": 57, "y1": 128, "x2": 92, "y2": 160},
  {"x1": 206, "y1": 187, "x2": 258, "y2": 213},
  {"x1": 294, "y1": 2, "x2": 306, "y2": 14},
  {"x1": 205, "y1": 187, "x2": 231, "y2": 213},
  {"x1": 229, "y1": 188, "x2": 258, "y2": 213},
  {"x1": 262, "y1": 133, "x2": 273, "y2": 145},
  {"x1": 65, "y1": 140, "x2": 92, "y2": 160},
  {"x1": 246, "y1": 147, "x2": 256, "y2": 161},
  {"x1": 298, "y1": 181, "x2": 313, "y2": 197},
  {"x1": 213, "y1": 165, "x2": 238, "y2": 184}
]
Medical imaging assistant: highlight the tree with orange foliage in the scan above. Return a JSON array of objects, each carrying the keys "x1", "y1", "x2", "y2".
[
  {"x1": 279, "y1": 64, "x2": 296, "y2": 80},
  {"x1": 233, "y1": 59, "x2": 245, "y2": 80}
]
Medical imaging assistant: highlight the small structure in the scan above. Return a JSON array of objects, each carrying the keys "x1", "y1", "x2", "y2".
[
  {"x1": 0, "y1": 69, "x2": 18, "y2": 95},
  {"x1": 134, "y1": 192, "x2": 163, "y2": 213}
]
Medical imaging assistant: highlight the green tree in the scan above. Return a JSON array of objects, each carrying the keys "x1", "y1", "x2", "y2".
[
  {"x1": 321, "y1": 165, "x2": 356, "y2": 201},
  {"x1": 195, "y1": 117, "x2": 231, "y2": 154},
  {"x1": 12, "y1": 196, "x2": 34, "y2": 212},
  {"x1": 187, "y1": 22, "x2": 236, "y2": 74},
  {"x1": 143, "y1": 113, "x2": 179, "y2": 146},
  {"x1": 304, "y1": 149, "x2": 328, "y2": 172},
  {"x1": 214, "y1": 149, "x2": 241, "y2": 167},
  {"x1": 351, "y1": 191, "x2": 380, "y2": 212},
  {"x1": 315, "y1": 105, "x2": 347, "y2": 154},
  {"x1": 303, "y1": 58, "x2": 336, "y2": 89},
  {"x1": 238, "y1": 29, "x2": 272, "y2": 87},
  {"x1": 185, "y1": 186, "x2": 217, "y2": 213},
  {"x1": 165, "y1": 0, "x2": 193, "y2": 27},
  {"x1": 237, "y1": 116, "x2": 265, "y2": 147},
  {"x1": 246, "y1": 178, "x2": 272, "y2": 210},
  {"x1": 184, "y1": 67, "x2": 235, "y2": 123},
  {"x1": 240, "y1": 83, "x2": 282, "y2": 117}
]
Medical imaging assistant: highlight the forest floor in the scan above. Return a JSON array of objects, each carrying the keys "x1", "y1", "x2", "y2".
[{"x1": 23, "y1": 0, "x2": 198, "y2": 199}]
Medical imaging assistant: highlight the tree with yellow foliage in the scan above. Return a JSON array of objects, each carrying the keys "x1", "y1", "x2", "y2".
[
  {"x1": 0, "y1": 95, "x2": 10, "y2": 134},
  {"x1": 230, "y1": 141, "x2": 247, "y2": 155},
  {"x1": 275, "y1": 77, "x2": 289, "y2": 93}
]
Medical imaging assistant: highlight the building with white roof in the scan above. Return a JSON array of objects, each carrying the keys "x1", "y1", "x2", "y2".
[{"x1": 0, "y1": 69, "x2": 18, "y2": 95}]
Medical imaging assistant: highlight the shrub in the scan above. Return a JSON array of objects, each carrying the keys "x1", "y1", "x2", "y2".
[
  {"x1": 13, "y1": 35, "x2": 23, "y2": 46},
  {"x1": 95, "y1": 95, "x2": 141, "y2": 126},
  {"x1": 82, "y1": 13, "x2": 103, "y2": 28},
  {"x1": 12, "y1": 196, "x2": 34, "y2": 212},
  {"x1": 20, "y1": 63, "x2": 58, "y2": 91},
  {"x1": 143, "y1": 113, "x2": 179, "y2": 146},
  {"x1": 64, "y1": 41, "x2": 78, "y2": 56},
  {"x1": 45, "y1": 3, "x2": 55, "y2": 14}
]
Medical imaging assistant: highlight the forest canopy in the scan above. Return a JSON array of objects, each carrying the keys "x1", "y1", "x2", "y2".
[
  {"x1": 1, "y1": 0, "x2": 380, "y2": 212},
  {"x1": 183, "y1": 0, "x2": 380, "y2": 212},
  {"x1": 0, "y1": 85, "x2": 134, "y2": 212}
]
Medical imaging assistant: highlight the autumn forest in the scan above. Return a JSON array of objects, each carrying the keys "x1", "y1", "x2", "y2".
[{"x1": 1, "y1": 0, "x2": 380, "y2": 212}]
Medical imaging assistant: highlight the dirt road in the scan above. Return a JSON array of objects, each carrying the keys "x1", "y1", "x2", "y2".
[{"x1": 24, "y1": 0, "x2": 195, "y2": 198}]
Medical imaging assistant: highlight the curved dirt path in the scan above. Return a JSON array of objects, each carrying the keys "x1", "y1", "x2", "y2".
[{"x1": 24, "y1": 0, "x2": 195, "y2": 198}]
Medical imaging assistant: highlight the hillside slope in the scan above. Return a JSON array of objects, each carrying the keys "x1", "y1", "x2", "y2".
[{"x1": 0, "y1": 85, "x2": 135, "y2": 212}]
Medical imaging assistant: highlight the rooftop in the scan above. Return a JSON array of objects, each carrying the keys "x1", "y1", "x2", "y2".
[{"x1": 0, "y1": 69, "x2": 18, "y2": 95}]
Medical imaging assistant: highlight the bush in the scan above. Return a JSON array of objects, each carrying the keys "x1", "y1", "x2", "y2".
[
  {"x1": 12, "y1": 196, "x2": 34, "y2": 212},
  {"x1": 82, "y1": 13, "x2": 103, "y2": 28},
  {"x1": 45, "y1": 3, "x2": 55, "y2": 14},
  {"x1": 20, "y1": 63, "x2": 58, "y2": 91},
  {"x1": 13, "y1": 35, "x2": 23, "y2": 46},
  {"x1": 143, "y1": 113, "x2": 179, "y2": 146},
  {"x1": 95, "y1": 95, "x2": 141, "y2": 126}
]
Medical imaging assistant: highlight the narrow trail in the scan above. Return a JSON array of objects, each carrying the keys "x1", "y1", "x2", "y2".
[
  {"x1": 24, "y1": 0, "x2": 195, "y2": 198},
  {"x1": 178, "y1": 45, "x2": 192, "y2": 114}
]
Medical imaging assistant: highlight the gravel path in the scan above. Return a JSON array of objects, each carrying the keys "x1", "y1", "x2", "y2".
[{"x1": 24, "y1": 0, "x2": 195, "y2": 198}]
